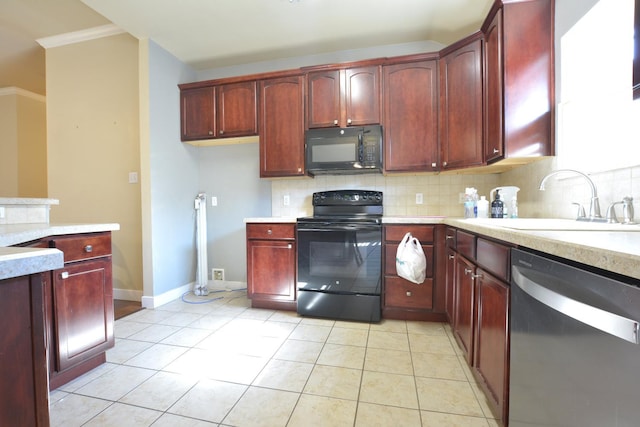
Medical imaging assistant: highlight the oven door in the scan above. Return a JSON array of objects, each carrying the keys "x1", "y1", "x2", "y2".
[{"x1": 297, "y1": 222, "x2": 382, "y2": 295}]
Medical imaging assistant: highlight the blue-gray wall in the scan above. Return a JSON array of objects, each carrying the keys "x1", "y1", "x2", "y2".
[{"x1": 147, "y1": 40, "x2": 200, "y2": 296}]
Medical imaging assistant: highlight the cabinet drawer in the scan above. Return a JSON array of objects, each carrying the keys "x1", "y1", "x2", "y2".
[
  {"x1": 49, "y1": 233, "x2": 111, "y2": 263},
  {"x1": 476, "y1": 238, "x2": 511, "y2": 282},
  {"x1": 384, "y1": 276, "x2": 434, "y2": 309},
  {"x1": 456, "y1": 230, "x2": 476, "y2": 260},
  {"x1": 384, "y1": 225, "x2": 434, "y2": 243},
  {"x1": 246, "y1": 223, "x2": 295, "y2": 240},
  {"x1": 385, "y1": 244, "x2": 434, "y2": 278}
]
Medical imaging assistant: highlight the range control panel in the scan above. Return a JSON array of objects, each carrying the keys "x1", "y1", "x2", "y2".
[{"x1": 312, "y1": 190, "x2": 383, "y2": 206}]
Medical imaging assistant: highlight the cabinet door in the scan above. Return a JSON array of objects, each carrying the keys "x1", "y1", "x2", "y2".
[
  {"x1": 247, "y1": 239, "x2": 296, "y2": 302},
  {"x1": 217, "y1": 81, "x2": 258, "y2": 138},
  {"x1": 259, "y1": 76, "x2": 305, "y2": 177},
  {"x1": 344, "y1": 66, "x2": 381, "y2": 127},
  {"x1": 474, "y1": 269, "x2": 509, "y2": 423},
  {"x1": 180, "y1": 86, "x2": 216, "y2": 140},
  {"x1": 440, "y1": 37, "x2": 484, "y2": 170},
  {"x1": 484, "y1": 8, "x2": 504, "y2": 162},
  {"x1": 383, "y1": 60, "x2": 439, "y2": 172},
  {"x1": 453, "y1": 254, "x2": 475, "y2": 363},
  {"x1": 307, "y1": 70, "x2": 341, "y2": 128},
  {"x1": 53, "y1": 258, "x2": 114, "y2": 372}
]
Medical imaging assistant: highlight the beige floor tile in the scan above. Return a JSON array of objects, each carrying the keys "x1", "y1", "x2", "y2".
[
  {"x1": 187, "y1": 314, "x2": 233, "y2": 330},
  {"x1": 300, "y1": 317, "x2": 336, "y2": 327},
  {"x1": 74, "y1": 365, "x2": 156, "y2": 401},
  {"x1": 367, "y1": 330, "x2": 410, "y2": 351},
  {"x1": 127, "y1": 308, "x2": 176, "y2": 324},
  {"x1": 369, "y1": 318, "x2": 408, "y2": 333},
  {"x1": 123, "y1": 343, "x2": 188, "y2": 370},
  {"x1": 56, "y1": 362, "x2": 119, "y2": 393},
  {"x1": 157, "y1": 311, "x2": 204, "y2": 327},
  {"x1": 289, "y1": 323, "x2": 332, "y2": 342},
  {"x1": 49, "y1": 389, "x2": 68, "y2": 405},
  {"x1": 327, "y1": 326, "x2": 369, "y2": 346},
  {"x1": 273, "y1": 339, "x2": 324, "y2": 363},
  {"x1": 114, "y1": 320, "x2": 151, "y2": 338},
  {"x1": 168, "y1": 378, "x2": 246, "y2": 423},
  {"x1": 152, "y1": 413, "x2": 217, "y2": 426},
  {"x1": 415, "y1": 377, "x2": 484, "y2": 417},
  {"x1": 253, "y1": 359, "x2": 313, "y2": 392},
  {"x1": 159, "y1": 326, "x2": 212, "y2": 347},
  {"x1": 409, "y1": 333, "x2": 456, "y2": 354},
  {"x1": 222, "y1": 386, "x2": 299, "y2": 426},
  {"x1": 334, "y1": 319, "x2": 372, "y2": 330},
  {"x1": 238, "y1": 307, "x2": 276, "y2": 320},
  {"x1": 364, "y1": 347, "x2": 413, "y2": 375},
  {"x1": 288, "y1": 394, "x2": 357, "y2": 427},
  {"x1": 106, "y1": 338, "x2": 154, "y2": 364},
  {"x1": 120, "y1": 371, "x2": 198, "y2": 411},
  {"x1": 217, "y1": 317, "x2": 267, "y2": 336},
  {"x1": 406, "y1": 321, "x2": 447, "y2": 336},
  {"x1": 49, "y1": 394, "x2": 112, "y2": 427},
  {"x1": 355, "y1": 402, "x2": 422, "y2": 427},
  {"x1": 269, "y1": 310, "x2": 303, "y2": 323},
  {"x1": 303, "y1": 364, "x2": 362, "y2": 400},
  {"x1": 359, "y1": 370, "x2": 419, "y2": 409},
  {"x1": 412, "y1": 352, "x2": 467, "y2": 381},
  {"x1": 204, "y1": 352, "x2": 270, "y2": 384},
  {"x1": 316, "y1": 343, "x2": 366, "y2": 369},
  {"x1": 83, "y1": 402, "x2": 161, "y2": 426},
  {"x1": 127, "y1": 324, "x2": 183, "y2": 343},
  {"x1": 421, "y1": 410, "x2": 490, "y2": 427},
  {"x1": 257, "y1": 320, "x2": 297, "y2": 338}
]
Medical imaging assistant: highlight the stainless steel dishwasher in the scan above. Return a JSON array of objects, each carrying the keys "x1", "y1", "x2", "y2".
[{"x1": 510, "y1": 248, "x2": 640, "y2": 427}]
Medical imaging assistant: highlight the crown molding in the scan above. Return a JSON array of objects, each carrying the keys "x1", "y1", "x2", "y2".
[
  {"x1": 36, "y1": 24, "x2": 126, "y2": 49},
  {"x1": 0, "y1": 87, "x2": 46, "y2": 102}
]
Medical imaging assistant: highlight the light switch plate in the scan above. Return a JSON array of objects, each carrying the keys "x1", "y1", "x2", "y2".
[
  {"x1": 211, "y1": 196, "x2": 218, "y2": 206},
  {"x1": 283, "y1": 195, "x2": 290, "y2": 206},
  {"x1": 0, "y1": 206, "x2": 5, "y2": 219},
  {"x1": 416, "y1": 193, "x2": 423, "y2": 205}
]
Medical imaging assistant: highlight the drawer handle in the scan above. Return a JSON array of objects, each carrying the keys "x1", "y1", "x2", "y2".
[
  {"x1": 464, "y1": 268, "x2": 473, "y2": 275},
  {"x1": 446, "y1": 235, "x2": 454, "y2": 240},
  {"x1": 60, "y1": 272, "x2": 69, "y2": 280},
  {"x1": 471, "y1": 273, "x2": 482, "y2": 281},
  {"x1": 406, "y1": 291, "x2": 412, "y2": 297},
  {"x1": 84, "y1": 245, "x2": 93, "y2": 253}
]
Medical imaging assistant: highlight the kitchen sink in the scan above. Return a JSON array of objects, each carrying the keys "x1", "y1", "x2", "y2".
[{"x1": 467, "y1": 218, "x2": 640, "y2": 231}]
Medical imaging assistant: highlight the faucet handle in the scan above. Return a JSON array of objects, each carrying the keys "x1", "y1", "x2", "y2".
[
  {"x1": 571, "y1": 202, "x2": 586, "y2": 219},
  {"x1": 606, "y1": 202, "x2": 621, "y2": 224},
  {"x1": 622, "y1": 196, "x2": 635, "y2": 224}
]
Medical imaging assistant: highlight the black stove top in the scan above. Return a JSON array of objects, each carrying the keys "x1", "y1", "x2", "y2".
[{"x1": 298, "y1": 190, "x2": 383, "y2": 222}]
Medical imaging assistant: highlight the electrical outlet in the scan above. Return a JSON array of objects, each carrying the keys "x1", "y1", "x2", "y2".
[
  {"x1": 0, "y1": 207, "x2": 4, "y2": 219},
  {"x1": 283, "y1": 195, "x2": 290, "y2": 206},
  {"x1": 212, "y1": 268, "x2": 224, "y2": 281},
  {"x1": 211, "y1": 196, "x2": 218, "y2": 206},
  {"x1": 128, "y1": 172, "x2": 138, "y2": 184},
  {"x1": 415, "y1": 193, "x2": 423, "y2": 205}
]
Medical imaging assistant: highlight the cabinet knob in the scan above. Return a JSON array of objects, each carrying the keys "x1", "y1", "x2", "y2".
[
  {"x1": 219, "y1": 130, "x2": 224, "y2": 135},
  {"x1": 60, "y1": 271, "x2": 69, "y2": 280},
  {"x1": 267, "y1": 229, "x2": 272, "y2": 235},
  {"x1": 406, "y1": 291, "x2": 412, "y2": 297},
  {"x1": 448, "y1": 254, "x2": 455, "y2": 260},
  {"x1": 333, "y1": 119, "x2": 339, "y2": 125},
  {"x1": 446, "y1": 235, "x2": 454, "y2": 240},
  {"x1": 208, "y1": 130, "x2": 213, "y2": 135},
  {"x1": 347, "y1": 118, "x2": 352, "y2": 125},
  {"x1": 297, "y1": 167, "x2": 302, "y2": 173},
  {"x1": 84, "y1": 245, "x2": 93, "y2": 253},
  {"x1": 493, "y1": 148, "x2": 499, "y2": 154},
  {"x1": 443, "y1": 161, "x2": 448, "y2": 167},
  {"x1": 431, "y1": 162, "x2": 437, "y2": 168},
  {"x1": 288, "y1": 244, "x2": 292, "y2": 249}
]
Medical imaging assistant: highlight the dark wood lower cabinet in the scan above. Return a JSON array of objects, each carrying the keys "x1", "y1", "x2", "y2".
[
  {"x1": 246, "y1": 223, "x2": 297, "y2": 310},
  {"x1": 0, "y1": 274, "x2": 49, "y2": 426}
]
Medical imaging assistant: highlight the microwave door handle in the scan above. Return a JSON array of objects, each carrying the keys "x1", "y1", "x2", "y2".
[{"x1": 355, "y1": 131, "x2": 364, "y2": 167}]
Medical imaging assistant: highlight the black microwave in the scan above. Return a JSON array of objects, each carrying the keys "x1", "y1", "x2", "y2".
[{"x1": 305, "y1": 125, "x2": 383, "y2": 176}]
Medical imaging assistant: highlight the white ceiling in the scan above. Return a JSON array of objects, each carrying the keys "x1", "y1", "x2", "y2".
[{"x1": 0, "y1": 0, "x2": 494, "y2": 96}]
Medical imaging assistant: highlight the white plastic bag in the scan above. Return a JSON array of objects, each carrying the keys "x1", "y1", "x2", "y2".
[{"x1": 395, "y1": 232, "x2": 427, "y2": 284}]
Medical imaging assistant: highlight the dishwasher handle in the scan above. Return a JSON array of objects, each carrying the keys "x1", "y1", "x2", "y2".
[{"x1": 512, "y1": 265, "x2": 640, "y2": 345}]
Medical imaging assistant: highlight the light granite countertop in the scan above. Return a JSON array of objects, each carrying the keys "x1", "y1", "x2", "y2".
[
  {"x1": 245, "y1": 216, "x2": 640, "y2": 281},
  {"x1": 0, "y1": 222, "x2": 120, "y2": 280}
]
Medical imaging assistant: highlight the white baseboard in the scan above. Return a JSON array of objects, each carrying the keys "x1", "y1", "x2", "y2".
[{"x1": 139, "y1": 281, "x2": 247, "y2": 309}]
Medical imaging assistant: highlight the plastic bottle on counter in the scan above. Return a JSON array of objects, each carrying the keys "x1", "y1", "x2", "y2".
[
  {"x1": 464, "y1": 187, "x2": 478, "y2": 218},
  {"x1": 491, "y1": 190, "x2": 504, "y2": 218},
  {"x1": 477, "y1": 196, "x2": 489, "y2": 218},
  {"x1": 510, "y1": 196, "x2": 519, "y2": 218}
]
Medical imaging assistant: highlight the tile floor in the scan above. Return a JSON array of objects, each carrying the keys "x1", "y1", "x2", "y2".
[{"x1": 49, "y1": 290, "x2": 500, "y2": 426}]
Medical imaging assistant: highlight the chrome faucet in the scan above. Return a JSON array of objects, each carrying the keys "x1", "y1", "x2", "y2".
[{"x1": 539, "y1": 169, "x2": 603, "y2": 221}]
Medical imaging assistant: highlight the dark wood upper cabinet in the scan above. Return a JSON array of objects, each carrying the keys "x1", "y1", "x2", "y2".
[
  {"x1": 383, "y1": 59, "x2": 439, "y2": 172},
  {"x1": 307, "y1": 66, "x2": 380, "y2": 128},
  {"x1": 439, "y1": 34, "x2": 484, "y2": 170},
  {"x1": 217, "y1": 81, "x2": 258, "y2": 138},
  {"x1": 259, "y1": 75, "x2": 305, "y2": 177},
  {"x1": 180, "y1": 86, "x2": 216, "y2": 140},
  {"x1": 482, "y1": 0, "x2": 555, "y2": 161}
]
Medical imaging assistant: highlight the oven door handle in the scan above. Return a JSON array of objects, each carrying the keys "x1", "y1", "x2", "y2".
[
  {"x1": 512, "y1": 265, "x2": 640, "y2": 345},
  {"x1": 297, "y1": 224, "x2": 380, "y2": 232}
]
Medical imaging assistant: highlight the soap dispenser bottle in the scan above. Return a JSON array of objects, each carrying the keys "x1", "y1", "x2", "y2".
[{"x1": 491, "y1": 190, "x2": 504, "y2": 218}]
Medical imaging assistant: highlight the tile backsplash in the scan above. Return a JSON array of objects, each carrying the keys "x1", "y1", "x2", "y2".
[{"x1": 271, "y1": 158, "x2": 640, "y2": 221}]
